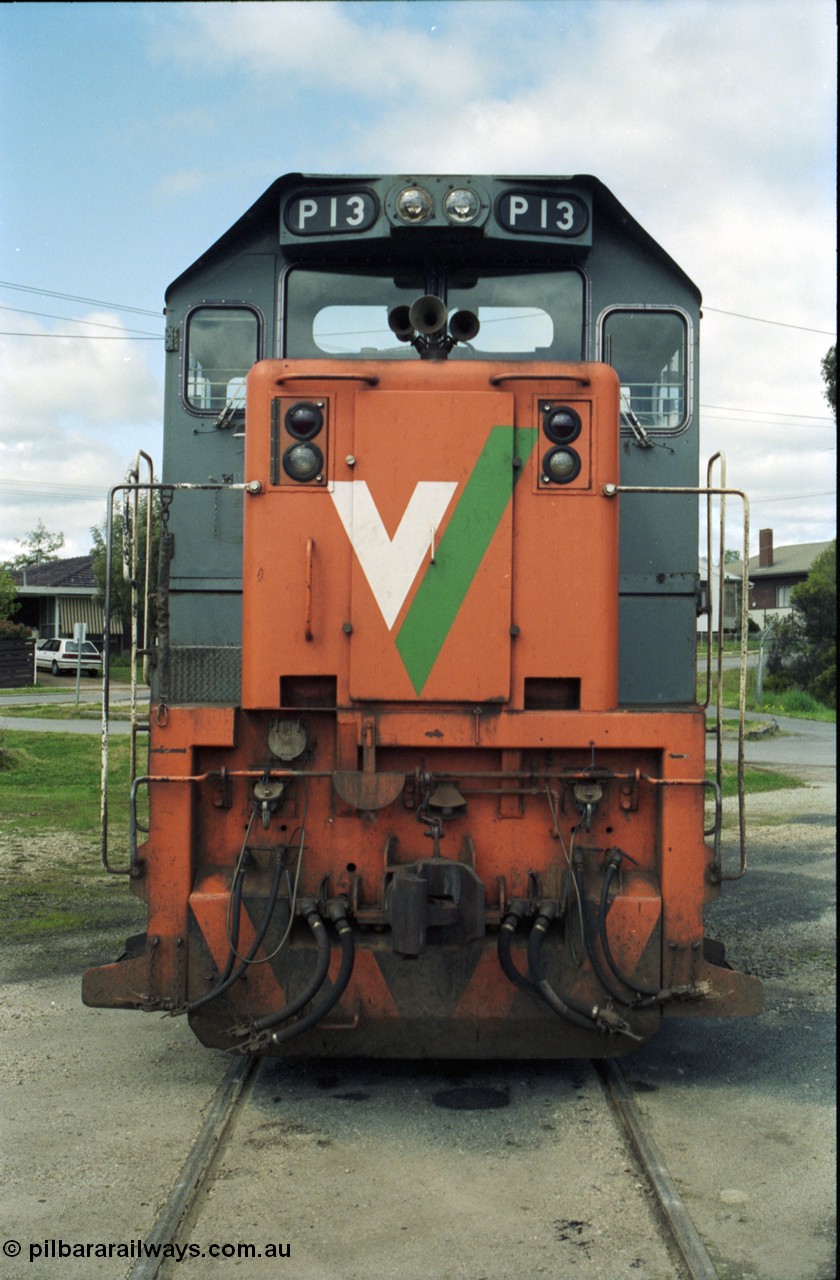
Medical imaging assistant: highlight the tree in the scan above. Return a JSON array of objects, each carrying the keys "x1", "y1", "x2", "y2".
[
  {"x1": 91, "y1": 497, "x2": 160, "y2": 650},
  {"x1": 8, "y1": 519, "x2": 64, "y2": 570},
  {"x1": 0, "y1": 566, "x2": 19, "y2": 621},
  {"x1": 821, "y1": 345, "x2": 835, "y2": 422},
  {"x1": 768, "y1": 539, "x2": 836, "y2": 708}
]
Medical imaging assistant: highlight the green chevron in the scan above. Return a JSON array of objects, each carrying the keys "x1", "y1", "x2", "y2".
[{"x1": 395, "y1": 426, "x2": 538, "y2": 694}]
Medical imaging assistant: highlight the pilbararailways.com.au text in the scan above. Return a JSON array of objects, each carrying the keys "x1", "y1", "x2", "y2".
[{"x1": 15, "y1": 1239, "x2": 291, "y2": 1263}]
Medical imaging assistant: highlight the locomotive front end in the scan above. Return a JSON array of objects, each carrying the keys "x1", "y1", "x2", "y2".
[{"x1": 83, "y1": 174, "x2": 762, "y2": 1057}]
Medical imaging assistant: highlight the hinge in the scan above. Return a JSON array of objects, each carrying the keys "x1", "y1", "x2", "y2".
[{"x1": 164, "y1": 325, "x2": 180, "y2": 353}]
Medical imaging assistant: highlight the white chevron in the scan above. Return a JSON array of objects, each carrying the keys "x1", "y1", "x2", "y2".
[{"x1": 330, "y1": 480, "x2": 457, "y2": 629}]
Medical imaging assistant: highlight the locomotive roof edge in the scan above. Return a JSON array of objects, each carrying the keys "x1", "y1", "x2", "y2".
[{"x1": 164, "y1": 172, "x2": 701, "y2": 306}]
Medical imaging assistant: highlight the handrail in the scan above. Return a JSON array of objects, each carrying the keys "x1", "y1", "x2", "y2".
[
  {"x1": 126, "y1": 451, "x2": 154, "y2": 795},
  {"x1": 100, "y1": 475, "x2": 262, "y2": 875},
  {"x1": 489, "y1": 373, "x2": 591, "y2": 386},
  {"x1": 274, "y1": 373, "x2": 379, "y2": 386},
  {"x1": 602, "y1": 476, "x2": 750, "y2": 880}
]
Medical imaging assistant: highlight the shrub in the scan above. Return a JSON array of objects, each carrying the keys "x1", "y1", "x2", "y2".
[{"x1": 0, "y1": 618, "x2": 32, "y2": 642}]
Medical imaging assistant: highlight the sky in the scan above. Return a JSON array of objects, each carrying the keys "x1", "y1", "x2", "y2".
[{"x1": 0, "y1": 0, "x2": 836, "y2": 567}]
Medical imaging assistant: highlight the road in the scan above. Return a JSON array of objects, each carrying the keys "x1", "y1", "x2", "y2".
[{"x1": 0, "y1": 681, "x2": 140, "y2": 735}]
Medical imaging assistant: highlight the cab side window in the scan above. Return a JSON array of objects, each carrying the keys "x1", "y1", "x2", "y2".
[
  {"x1": 184, "y1": 306, "x2": 261, "y2": 414},
  {"x1": 601, "y1": 309, "x2": 689, "y2": 433}
]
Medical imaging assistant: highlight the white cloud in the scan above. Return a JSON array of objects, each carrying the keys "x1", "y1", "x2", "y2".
[
  {"x1": 152, "y1": 0, "x2": 492, "y2": 99},
  {"x1": 0, "y1": 317, "x2": 163, "y2": 558}
]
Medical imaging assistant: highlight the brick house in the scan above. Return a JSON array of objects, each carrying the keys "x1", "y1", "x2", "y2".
[{"x1": 737, "y1": 529, "x2": 833, "y2": 627}]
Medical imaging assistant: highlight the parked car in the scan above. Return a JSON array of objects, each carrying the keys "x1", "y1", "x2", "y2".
[{"x1": 36, "y1": 638, "x2": 102, "y2": 677}]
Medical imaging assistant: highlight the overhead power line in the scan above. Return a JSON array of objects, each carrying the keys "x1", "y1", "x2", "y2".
[
  {"x1": 0, "y1": 478, "x2": 110, "y2": 498},
  {"x1": 703, "y1": 307, "x2": 835, "y2": 337},
  {"x1": 750, "y1": 490, "x2": 836, "y2": 504},
  {"x1": 0, "y1": 280, "x2": 160, "y2": 317},
  {"x1": 0, "y1": 332, "x2": 159, "y2": 340},
  {"x1": 700, "y1": 403, "x2": 833, "y2": 421},
  {"x1": 0, "y1": 304, "x2": 160, "y2": 338}
]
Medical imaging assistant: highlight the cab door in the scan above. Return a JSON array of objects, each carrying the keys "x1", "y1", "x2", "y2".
[{"x1": 336, "y1": 387, "x2": 517, "y2": 702}]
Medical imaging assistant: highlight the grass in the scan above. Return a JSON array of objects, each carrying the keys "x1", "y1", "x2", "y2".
[
  {"x1": 710, "y1": 761, "x2": 804, "y2": 799},
  {"x1": 0, "y1": 730, "x2": 134, "y2": 836},
  {"x1": 1, "y1": 701, "x2": 140, "y2": 721},
  {"x1": 706, "y1": 666, "x2": 835, "y2": 722},
  {"x1": 0, "y1": 728, "x2": 147, "y2": 944}
]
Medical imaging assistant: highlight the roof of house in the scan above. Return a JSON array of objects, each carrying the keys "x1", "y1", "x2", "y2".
[
  {"x1": 733, "y1": 540, "x2": 833, "y2": 580},
  {"x1": 699, "y1": 558, "x2": 742, "y2": 581},
  {"x1": 10, "y1": 555, "x2": 97, "y2": 590}
]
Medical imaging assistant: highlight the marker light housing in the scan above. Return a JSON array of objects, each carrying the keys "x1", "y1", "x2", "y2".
[
  {"x1": 395, "y1": 187, "x2": 434, "y2": 224},
  {"x1": 283, "y1": 441, "x2": 324, "y2": 483}
]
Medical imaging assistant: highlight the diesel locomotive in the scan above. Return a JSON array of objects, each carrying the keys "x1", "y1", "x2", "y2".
[{"x1": 83, "y1": 174, "x2": 762, "y2": 1057}]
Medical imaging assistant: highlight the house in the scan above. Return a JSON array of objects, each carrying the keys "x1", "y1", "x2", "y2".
[
  {"x1": 697, "y1": 558, "x2": 743, "y2": 636},
  {"x1": 736, "y1": 529, "x2": 833, "y2": 627},
  {"x1": 9, "y1": 556, "x2": 119, "y2": 646}
]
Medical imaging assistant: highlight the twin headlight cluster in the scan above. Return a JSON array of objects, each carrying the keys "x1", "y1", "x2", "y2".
[
  {"x1": 282, "y1": 401, "x2": 325, "y2": 483},
  {"x1": 393, "y1": 185, "x2": 482, "y2": 226},
  {"x1": 541, "y1": 404, "x2": 582, "y2": 484}
]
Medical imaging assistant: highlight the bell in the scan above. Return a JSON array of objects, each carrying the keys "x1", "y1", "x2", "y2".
[{"x1": 427, "y1": 781, "x2": 467, "y2": 815}]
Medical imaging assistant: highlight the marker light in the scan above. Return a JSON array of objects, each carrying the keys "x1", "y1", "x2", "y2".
[
  {"x1": 443, "y1": 188, "x2": 480, "y2": 224},
  {"x1": 543, "y1": 404, "x2": 581, "y2": 444},
  {"x1": 283, "y1": 442, "x2": 324, "y2": 483},
  {"x1": 542, "y1": 447, "x2": 581, "y2": 484},
  {"x1": 395, "y1": 186, "x2": 434, "y2": 224},
  {"x1": 285, "y1": 401, "x2": 324, "y2": 440}
]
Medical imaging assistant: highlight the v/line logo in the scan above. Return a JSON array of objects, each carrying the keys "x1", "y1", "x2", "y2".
[{"x1": 330, "y1": 426, "x2": 538, "y2": 693}]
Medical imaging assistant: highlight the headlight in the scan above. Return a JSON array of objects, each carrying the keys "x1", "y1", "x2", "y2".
[
  {"x1": 443, "y1": 188, "x2": 480, "y2": 225},
  {"x1": 283, "y1": 442, "x2": 324, "y2": 483},
  {"x1": 542, "y1": 404, "x2": 581, "y2": 445},
  {"x1": 542, "y1": 447, "x2": 581, "y2": 484},
  {"x1": 285, "y1": 401, "x2": 324, "y2": 440},
  {"x1": 395, "y1": 186, "x2": 434, "y2": 224}
]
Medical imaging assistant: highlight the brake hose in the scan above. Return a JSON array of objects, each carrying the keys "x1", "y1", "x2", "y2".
[
  {"x1": 269, "y1": 903, "x2": 355, "y2": 1046},
  {"x1": 248, "y1": 905, "x2": 331, "y2": 1034},
  {"x1": 498, "y1": 901, "x2": 541, "y2": 997},
  {"x1": 527, "y1": 903, "x2": 637, "y2": 1038},
  {"x1": 598, "y1": 851, "x2": 661, "y2": 999},
  {"x1": 188, "y1": 845, "x2": 286, "y2": 1013},
  {"x1": 572, "y1": 858, "x2": 648, "y2": 1009}
]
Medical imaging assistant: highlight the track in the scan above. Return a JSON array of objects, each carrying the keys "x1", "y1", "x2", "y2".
[{"x1": 128, "y1": 1054, "x2": 720, "y2": 1280}]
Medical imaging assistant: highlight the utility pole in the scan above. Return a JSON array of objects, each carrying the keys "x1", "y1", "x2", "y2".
[{"x1": 755, "y1": 617, "x2": 777, "y2": 705}]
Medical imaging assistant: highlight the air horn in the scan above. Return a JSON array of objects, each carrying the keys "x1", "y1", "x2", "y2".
[{"x1": 387, "y1": 295, "x2": 480, "y2": 358}]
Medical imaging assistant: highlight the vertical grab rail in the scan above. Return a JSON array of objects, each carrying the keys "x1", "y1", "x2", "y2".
[
  {"x1": 601, "y1": 476, "x2": 750, "y2": 881},
  {"x1": 100, "y1": 475, "x2": 262, "y2": 875},
  {"x1": 101, "y1": 477, "x2": 133, "y2": 875},
  {"x1": 705, "y1": 453, "x2": 726, "y2": 836},
  {"x1": 125, "y1": 451, "x2": 155, "y2": 792}
]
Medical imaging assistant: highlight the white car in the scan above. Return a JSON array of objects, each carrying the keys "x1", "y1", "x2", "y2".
[{"x1": 36, "y1": 638, "x2": 102, "y2": 677}]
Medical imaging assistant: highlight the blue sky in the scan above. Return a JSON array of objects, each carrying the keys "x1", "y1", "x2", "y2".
[{"x1": 1, "y1": 0, "x2": 836, "y2": 561}]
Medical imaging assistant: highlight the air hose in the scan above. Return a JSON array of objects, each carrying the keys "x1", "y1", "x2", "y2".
[
  {"x1": 598, "y1": 850, "x2": 662, "y2": 1000},
  {"x1": 247, "y1": 904, "x2": 331, "y2": 1034},
  {"x1": 571, "y1": 856, "x2": 650, "y2": 1009},
  {"x1": 269, "y1": 901, "x2": 355, "y2": 1046},
  {"x1": 527, "y1": 902, "x2": 637, "y2": 1038},
  {"x1": 498, "y1": 900, "x2": 541, "y2": 997},
  {"x1": 188, "y1": 845, "x2": 285, "y2": 1013}
]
